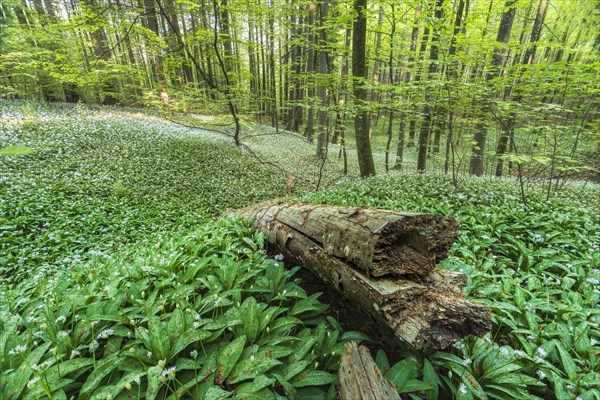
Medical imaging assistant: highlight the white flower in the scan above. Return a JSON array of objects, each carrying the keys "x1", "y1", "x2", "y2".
[
  {"x1": 514, "y1": 350, "x2": 527, "y2": 358},
  {"x1": 274, "y1": 254, "x2": 284, "y2": 261},
  {"x1": 586, "y1": 277, "x2": 600, "y2": 285},
  {"x1": 458, "y1": 383, "x2": 468, "y2": 395},
  {"x1": 499, "y1": 347, "x2": 511, "y2": 358},
  {"x1": 461, "y1": 357, "x2": 472, "y2": 366},
  {"x1": 70, "y1": 350, "x2": 80, "y2": 359},
  {"x1": 190, "y1": 350, "x2": 198, "y2": 358},
  {"x1": 481, "y1": 235, "x2": 490, "y2": 240},
  {"x1": 55, "y1": 315, "x2": 67, "y2": 324},
  {"x1": 9, "y1": 344, "x2": 27, "y2": 355},
  {"x1": 97, "y1": 328, "x2": 115, "y2": 339},
  {"x1": 161, "y1": 366, "x2": 176, "y2": 381},
  {"x1": 27, "y1": 376, "x2": 40, "y2": 389},
  {"x1": 536, "y1": 370, "x2": 546, "y2": 380},
  {"x1": 89, "y1": 340, "x2": 99, "y2": 351},
  {"x1": 536, "y1": 347, "x2": 547, "y2": 358}
]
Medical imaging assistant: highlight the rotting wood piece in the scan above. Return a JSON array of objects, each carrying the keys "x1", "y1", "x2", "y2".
[
  {"x1": 236, "y1": 202, "x2": 491, "y2": 349},
  {"x1": 239, "y1": 202, "x2": 460, "y2": 278},
  {"x1": 339, "y1": 341, "x2": 401, "y2": 400}
]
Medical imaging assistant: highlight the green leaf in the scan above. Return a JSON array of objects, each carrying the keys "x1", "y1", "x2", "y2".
[
  {"x1": 2, "y1": 342, "x2": 51, "y2": 400},
  {"x1": 341, "y1": 331, "x2": 371, "y2": 344},
  {"x1": 398, "y1": 379, "x2": 432, "y2": 393},
  {"x1": 385, "y1": 358, "x2": 418, "y2": 388},
  {"x1": 554, "y1": 341, "x2": 577, "y2": 381},
  {"x1": 145, "y1": 365, "x2": 163, "y2": 400},
  {"x1": 292, "y1": 370, "x2": 335, "y2": 388},
  {"x1": 284, "y1": 360, "x2": 311, "y2": 381},
  {"x1": 423, "y1": 359, "x2": 440, "y2": 400},
  {"x1": 80, "y1": 355, "x2": 122, "y2": 396},
  {"x1": 375, "y1": 350, "x2": 390, "y2": 375},
  {"x1": 0, "y1": 145, "x2": 34, "y2": 155},
  {"x1": 235, "y1": 376, "x2": 277, "y2": 399},
  {"x1": 216, "y1": 335, "x2": 247, "y2": 384}
]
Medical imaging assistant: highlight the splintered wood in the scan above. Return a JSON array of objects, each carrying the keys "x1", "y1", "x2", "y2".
[
  {"x1": 339, "y1": 342, "x2": 401, "y2": 400},
  {"x1": 237, "y1": 201, "x2": 491, "y2": 349}
]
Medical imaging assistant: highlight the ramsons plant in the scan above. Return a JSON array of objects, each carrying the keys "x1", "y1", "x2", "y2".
[
  {"x1": 0, "y1": 101, "x2": 284, "y2": 284},
  {"x1": 0, "y1": 218, "x2": 356, "y2": 399}
]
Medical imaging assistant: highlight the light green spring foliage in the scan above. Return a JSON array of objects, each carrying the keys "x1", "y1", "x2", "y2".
[{"x1": 301, "y1": 174, "x2": 599, "y2": 400}]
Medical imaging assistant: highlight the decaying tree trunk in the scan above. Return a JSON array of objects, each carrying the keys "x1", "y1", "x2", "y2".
[
  {"x1": 236, "y1": 201, "x2": 490, "y2": 349},
  {"x1": 339, "y1": 341, "x2": 401, "y2": 400}
]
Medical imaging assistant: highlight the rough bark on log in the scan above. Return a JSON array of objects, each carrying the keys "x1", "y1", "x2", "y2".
[
  {"x1": 339, "y1": 341, "x2": 401, "y2": 400},
  {"x1": 236, "y1": 201, "x2": 490, "y2": 349}
]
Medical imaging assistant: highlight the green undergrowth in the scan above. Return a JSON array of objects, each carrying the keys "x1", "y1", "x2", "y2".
[
  {"x1": 2, "y1": 102, "x2": 599, "y2": 399},
  {"x1": 1, "y1": 218, "x2": 360, "y2": 399},
  {"x1": 0, "y1": 101, "x2": 284, "y2": 283},
  {"x1": 300, "y1": 173, "x2": 600, "y2": 400}
]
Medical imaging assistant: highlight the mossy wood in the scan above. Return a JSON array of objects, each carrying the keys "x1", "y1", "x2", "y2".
[
  {"x1": 338, "y1": 341, "x2": 401, "y2": 400},
  {"x1": 237, "y1": 201, "x2": 491, "y2": 349}
]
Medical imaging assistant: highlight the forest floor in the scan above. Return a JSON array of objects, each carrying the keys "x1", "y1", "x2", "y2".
[{"x1": 1, "y1": 101, "x2": 599, "y2": 400}]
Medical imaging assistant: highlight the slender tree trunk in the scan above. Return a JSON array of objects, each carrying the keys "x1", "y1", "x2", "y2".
[
  {"x1": 353, "y1": 0, "x2": 375, "y2": 177},
  {"x1": 384, "y1": 4, "x2": 396, "y2": 173},
  {"x1": 417, "y1": 0, "x2": 443, "y2": 172},
  {"x1": 305, "y1": 2, "x2": 316, "y2": 141},
  {"x1": 470, "y1": 0, "x2": 517, "y2": 176},
  {"x1": 316, "y1": 0, "x2": 330, "y2": 158}
]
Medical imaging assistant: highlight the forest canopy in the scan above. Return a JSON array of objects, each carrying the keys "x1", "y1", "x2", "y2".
[{"x1": 0, "y1": 0, "x2": 598, "y2": 178}]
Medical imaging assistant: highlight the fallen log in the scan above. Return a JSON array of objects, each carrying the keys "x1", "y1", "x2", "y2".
[{"x1": 236, "y1": 201, "x2": 490, "y2": 349}]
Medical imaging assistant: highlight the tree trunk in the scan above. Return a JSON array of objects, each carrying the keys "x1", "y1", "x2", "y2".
[
  {"x1": 352, "y1": 0, "x2": 375, "y2": 177},
  {"x1": 305, "y1": 2, "x2": 316, "y2": 141},
  {"x1": 470, "y1": 0, "x2": 517, "y2": 176},
  {"x1": 416, "y1": 0, "x2": 443, "y2": 172},
  {"x1": 316, "y1": 0, "x2": 330, "y2": 158},
  {"x1": 523, "y1": 0, "x2": 549, "y2": 66},
  {"x1": 237, "y1": 202, "x2": 491, "y2": 349}
]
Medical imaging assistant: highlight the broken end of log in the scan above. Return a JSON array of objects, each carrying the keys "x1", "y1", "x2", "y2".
[
  {"x1": 339, "y1": 341, "x2": 401, "y2": 400},
  {"x1": 350, "y1": 269, "x2": 491, "y2": 349},
  {"x1": 373, "y1": 213, "x2": 460, "y2": 277}
]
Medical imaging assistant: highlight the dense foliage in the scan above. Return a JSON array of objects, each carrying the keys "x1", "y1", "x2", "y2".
[
  {"x1": 1, "y1": 103, "x2": 599, "y2": 399},
  {"x1": 0, "y1": 100, "x2": 284, "y2": 283},
  {"x1": 1, "y1": 218, "x2": 353, "y2": 399},
  {"x1": 1, "y1": 0, "x2": 598, "y2": 177}
]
